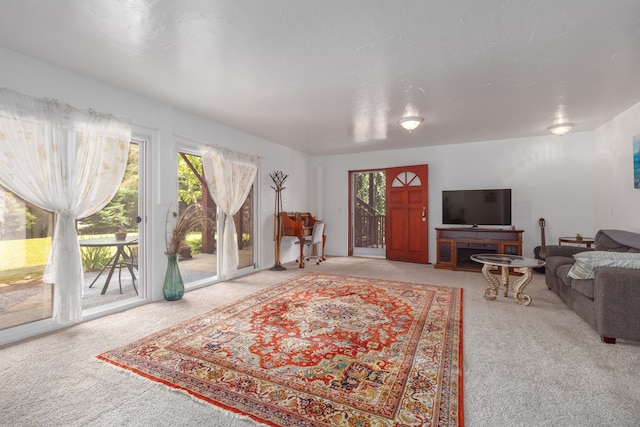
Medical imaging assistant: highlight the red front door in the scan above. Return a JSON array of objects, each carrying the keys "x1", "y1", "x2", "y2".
[{"x1": 386, "y1": 164, "x2": 429, "y2": 264}]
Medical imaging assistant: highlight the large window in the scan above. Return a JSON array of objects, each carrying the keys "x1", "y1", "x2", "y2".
[
  {"x1": 78, "y1": 142, "x2": 142, "y2": 309},
  {"x1": 178, "y1": 152, "x2": 219, "y2": 285},
  {"x1": 177, "y1": 151, "x2": 254, "y2": 285},
  {"x1": 0, "y1": 189, "x2": 54, "y2": 330},
  {"x1": 0, "y1": 142, "x2": 144, "y2": 330},
  {"x1": 236, "y1": 186, "x2": 253, "y2": 270}
]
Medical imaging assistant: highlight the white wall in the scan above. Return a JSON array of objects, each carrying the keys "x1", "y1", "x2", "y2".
[
  {"x1": 315, "y1": 132, "x2": 597, "y2": 263},
  {"x1": 593, "y1": 101, "x2": 640, "y2": 232}
]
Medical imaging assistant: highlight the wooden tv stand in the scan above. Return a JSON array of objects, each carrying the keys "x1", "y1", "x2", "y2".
[{"x1": 435, "y1": 227, "x2": 524, "y2": 272}]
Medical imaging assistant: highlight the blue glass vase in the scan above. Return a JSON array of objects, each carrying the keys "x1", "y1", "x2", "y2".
[{"x1": 163, "y1": 253, "x2": 184, "y2": 301}]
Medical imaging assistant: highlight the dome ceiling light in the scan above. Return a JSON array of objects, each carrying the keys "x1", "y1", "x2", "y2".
[
  {"x1": 547, "y1": 122, "x2": 574, "y2": 136},
  {"x1": 399, "y1": 116, "x2": 424, "y2": 131}
]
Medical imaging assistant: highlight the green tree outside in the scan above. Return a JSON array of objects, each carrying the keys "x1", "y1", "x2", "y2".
[
  {"x1": 355, "y1": 171, "x2": 386, "y2": 214},
  {"x1": 79, "y1": 144, "x2": 139, "y2": 235},
  {"x1": 178, "y1": 153, "x2": 203, "y2": 206}
]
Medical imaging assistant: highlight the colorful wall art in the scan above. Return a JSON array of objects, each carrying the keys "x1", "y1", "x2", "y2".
[{"x1": 634, "y1": 134, "x2": 640, "y2": 188}]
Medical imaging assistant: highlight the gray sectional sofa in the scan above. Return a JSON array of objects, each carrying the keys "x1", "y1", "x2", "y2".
[{"x1": 544, "y1": 229, "x2": 640, "y2": 344}]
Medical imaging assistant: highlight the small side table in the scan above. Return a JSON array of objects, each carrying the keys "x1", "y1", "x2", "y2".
[
  {"x1": 558, "y1": 237, "x2": 595, "y2": 248},
  {"x1": 470, "y1": 254, "x2": 545, "y2": 306}
]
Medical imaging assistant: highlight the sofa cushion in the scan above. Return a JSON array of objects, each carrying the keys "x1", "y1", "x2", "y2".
[
  {"x1": 568, "y1": 251, "x2": 640, "y2": 280},
  {"x1": 546, "y1": 256, "x2": 576, "y2": 277},
  {"x1": 557, "y1": 264, "x2": 573, "y2": 288},
  {"x1": 570, "y1": 278, "x2": 595, "y2": 299}
]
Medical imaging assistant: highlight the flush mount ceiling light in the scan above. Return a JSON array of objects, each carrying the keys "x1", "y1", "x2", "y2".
[
  {"x1": 547, "y1": 122, "x2": 574, "y2": 136},
  {"x1": 399, "y1": 116, "x2": 424, "y2": 131}
]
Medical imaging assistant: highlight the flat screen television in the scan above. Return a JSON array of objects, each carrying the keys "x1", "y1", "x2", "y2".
[{"x1": 442, "y1": 188, "x2": 512, "y2": 226}]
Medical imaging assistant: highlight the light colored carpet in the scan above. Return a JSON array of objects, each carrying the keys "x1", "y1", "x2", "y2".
[{"x1": 1, "y1": 257, "x2": 639, "y2": 426}]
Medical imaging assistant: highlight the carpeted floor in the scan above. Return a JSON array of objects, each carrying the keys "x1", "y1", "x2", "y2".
[
  {"x1": 1, "y1": 257, "x2": 639, "y2": 426},
  {"x1": 98, "y1": 272, "x2": 463, "y2": 426}
]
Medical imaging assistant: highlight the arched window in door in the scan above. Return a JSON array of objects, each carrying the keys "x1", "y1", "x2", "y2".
[{"x1": 391, "y1": 171, "x2": 422, "y2": 187}]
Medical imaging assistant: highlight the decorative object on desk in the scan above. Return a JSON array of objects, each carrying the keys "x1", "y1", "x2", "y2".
[
  {"x1": 164, "y1": 203, "x2": 213, "y2": 301},
  {"x1": 98, "y1": 272, "x2": 463, "y2": 427},
  {"x1": 576, "y1": 233, "x2": 583, "y2": 241},
  {"x1": 269, "y1": 170, "x2": 288, "y2": 271}
]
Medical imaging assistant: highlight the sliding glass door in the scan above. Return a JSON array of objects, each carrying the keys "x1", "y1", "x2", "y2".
[
  {"x1": 78, "y1": 141, "x2": 143, "y2": 309},
  {"x1": 177, "y1": 150, "x2": 255, "y2": 286},
  {"x1": 0, "y1": 188, "x2": 54, "y2": 330},
  {"x1": 236, "y1": 186, "x2": 254, "y2": 270},
  {"x1": 177, "y1": 152, "x2": 218, "y2": 285},
  {"x1": 0, "y1": 140, "x2": 145, "y2": 330}
]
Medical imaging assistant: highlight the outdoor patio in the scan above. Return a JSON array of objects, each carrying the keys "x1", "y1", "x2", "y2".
[{"x1": 0, "y1": 249, "x2": 253, "y2": 331}]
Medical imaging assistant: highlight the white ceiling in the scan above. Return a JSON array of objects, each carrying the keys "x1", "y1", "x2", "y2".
[{"x1": 1, "y1": 1, "x2": 640, "y2": 156}]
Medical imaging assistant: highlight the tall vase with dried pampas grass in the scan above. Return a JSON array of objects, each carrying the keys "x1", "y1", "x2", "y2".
[{"x1": 163, "y1": 203, "x2": 210, "y2": 301}]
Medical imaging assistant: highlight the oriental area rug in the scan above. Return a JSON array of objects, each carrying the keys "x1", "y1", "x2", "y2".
[{"x1": 98, "y1": 273, "x2": 463, "y2": 426}]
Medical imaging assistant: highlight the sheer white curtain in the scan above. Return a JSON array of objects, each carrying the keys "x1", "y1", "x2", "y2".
[
  {"x1": 0, "y1": 88, "x2": 131, "y2": 323},
  {"x1": 202, "y1": 148, "x2": 257, "y2": 280}
]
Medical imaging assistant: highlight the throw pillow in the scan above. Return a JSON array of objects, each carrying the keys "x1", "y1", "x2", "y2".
[{"x1": 568, "y1": 251, "x2": 640, "y2": 280}]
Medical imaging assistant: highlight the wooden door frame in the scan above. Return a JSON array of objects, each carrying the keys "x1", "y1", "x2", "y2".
[{"x1": 348, "y1": 165, "x2": 429, "y2": 262}]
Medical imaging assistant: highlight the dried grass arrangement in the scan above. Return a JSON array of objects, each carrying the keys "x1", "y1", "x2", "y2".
[{"x1": 165, "y1": 203, "x2": 214, "y2": 254}]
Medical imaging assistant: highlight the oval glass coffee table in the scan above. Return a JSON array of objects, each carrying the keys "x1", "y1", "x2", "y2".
[{"x1": 470, "y1": 254, "x2": 545, "y2": 306}]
